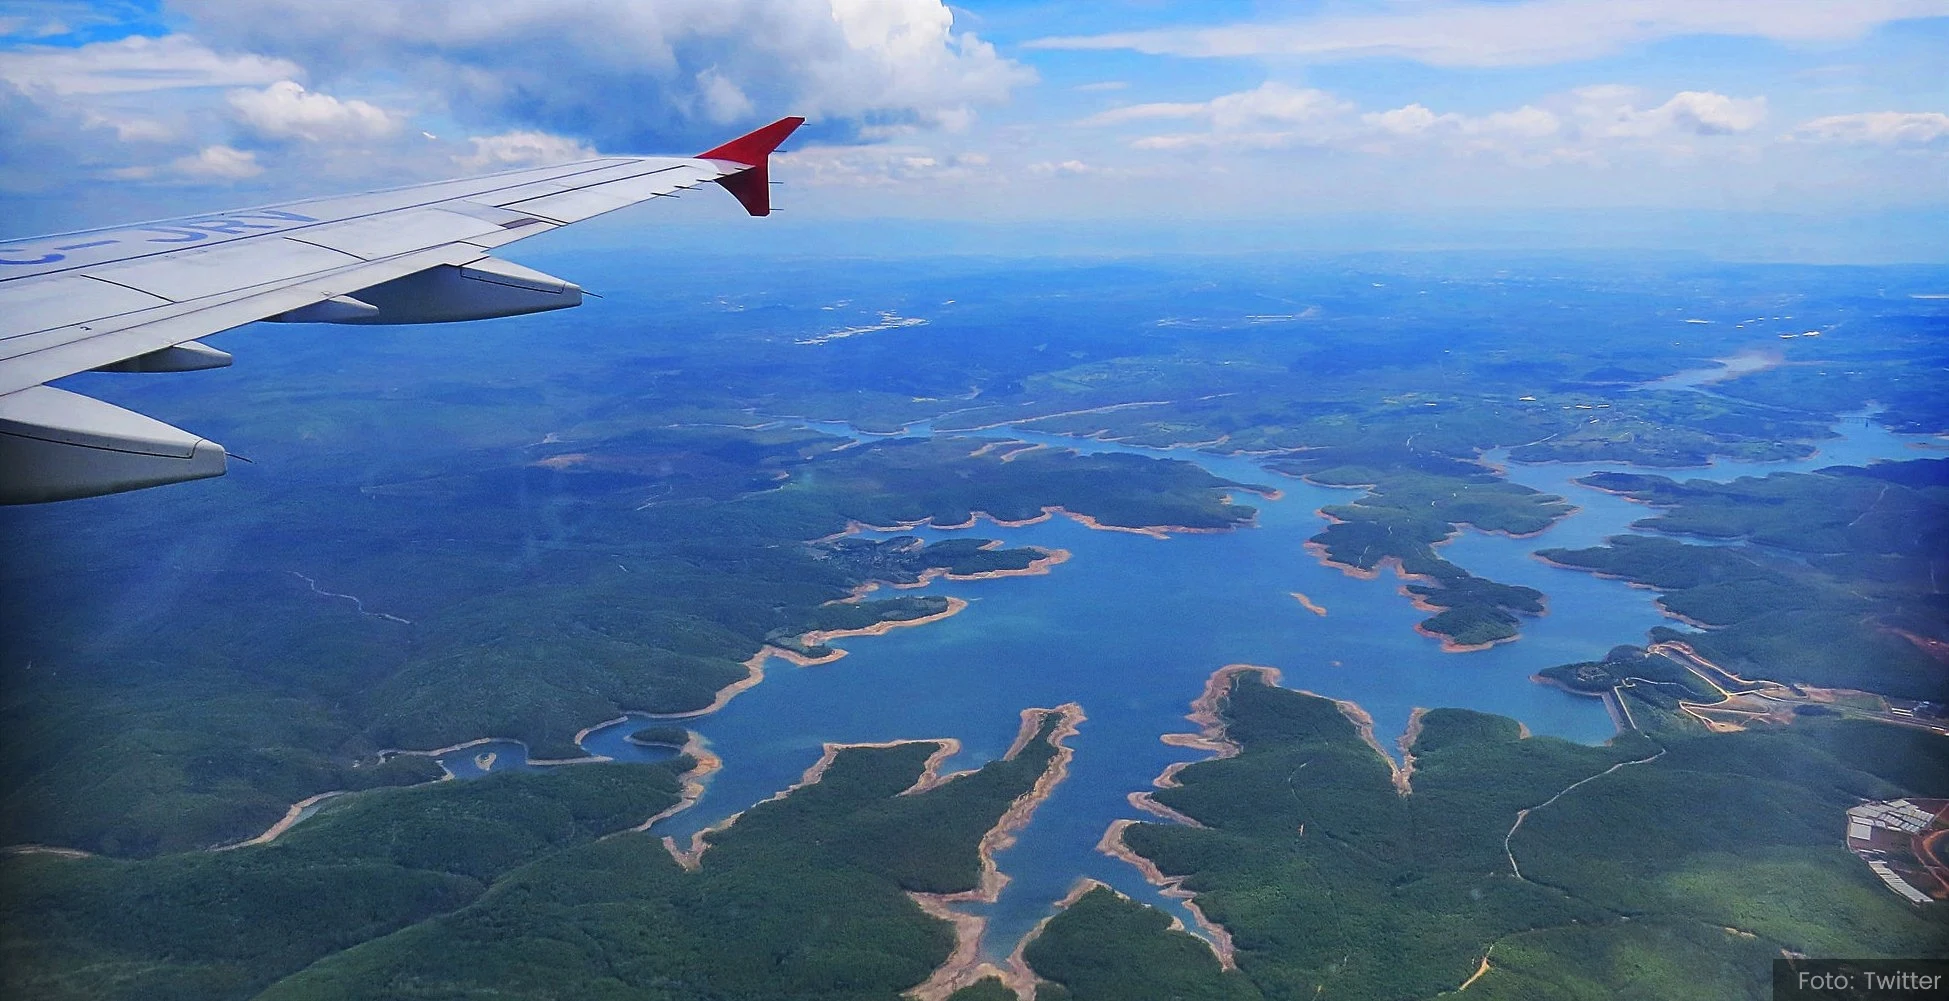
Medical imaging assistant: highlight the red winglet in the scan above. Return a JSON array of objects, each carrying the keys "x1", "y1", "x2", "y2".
[{"x1": 697, "y1": 116, "x2": 804, "y2": 217}]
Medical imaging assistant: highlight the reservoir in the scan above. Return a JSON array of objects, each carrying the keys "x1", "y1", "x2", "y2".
[
  {"x1": 415, "y1": 717, "x2": 683, "y2": 779},
  {"x1": 640, "y1": 409, "x2": 1932, "y2": 959}
]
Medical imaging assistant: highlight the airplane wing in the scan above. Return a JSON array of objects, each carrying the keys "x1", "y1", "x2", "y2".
[{"x1": 0, "y1": 116, "x2": 804, "y2": 505}]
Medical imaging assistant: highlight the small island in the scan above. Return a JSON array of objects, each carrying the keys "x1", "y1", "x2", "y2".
[{"x1": 626, "y1": 725, "x2": 691, "y2": 749}]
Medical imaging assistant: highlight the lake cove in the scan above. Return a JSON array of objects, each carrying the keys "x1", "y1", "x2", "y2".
[
  {"x1": 382, "y1": 714, "x2": 685, "y2": 780},
  {"x1": 643, "y1": 411, "x2": 1932, "y2": 959}
]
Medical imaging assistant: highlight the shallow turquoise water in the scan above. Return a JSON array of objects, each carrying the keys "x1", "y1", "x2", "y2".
[{"x1": 650, "y1": 412, "x2": 1930, "y2": 959}]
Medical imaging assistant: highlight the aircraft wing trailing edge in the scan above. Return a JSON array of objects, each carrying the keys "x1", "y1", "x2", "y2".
[{"x1": 0, "y1": 116, "x2": 805, "y2": 504}]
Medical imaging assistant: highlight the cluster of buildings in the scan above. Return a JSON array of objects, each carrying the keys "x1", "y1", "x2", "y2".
[{"x1": 1845, "y1": 799, "x2": 1947, "y2": 906}]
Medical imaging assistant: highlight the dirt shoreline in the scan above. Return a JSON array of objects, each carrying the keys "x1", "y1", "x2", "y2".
[
  {"x1": 1, "y1": 844, "x2": 95, "y2": 860},
  {"x1": 629, "y1": 732, "x2": 721, "y2": 834},
  {"x1": 1099, "y1": 664, "x2": 1445, "y2": 978},
  {"x1": 848, "y1": 546, "x2": 1073, "y2": 600},
  {"x1": 646, "y1": 647, "x2": 777, "y2": 719},
  {"x1": 998, "y1": 878, "x2": 1115, "y2": 999},
  {"x1": 1090, "y1": 664, "x2": 1290, "y2": 971},
  {"x1": 835, "y1": 504, "x2": 1243, "y2": 543},
  {"x1": 214, "y1": 791, "x2": 349, "y2": 851},
  {"x1": 1309, "y1": 690, "x2": 1415, "y2": 796},
  {"x1": 908, "y1": 703, "x2": 1088, "y2": 1001},
  {"x1": 1096, "y1": 820, "x2": 1237, "y2": 971}
]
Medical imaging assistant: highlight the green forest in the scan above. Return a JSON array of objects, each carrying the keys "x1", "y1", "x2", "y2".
[
  {"x1": 1270, "y1": 449, "x2": 1565, "y2": 646},
  {"x1": 256, "y1": 712, "x2": 1071, "y2": 1000},
  {"x1": 0, "y1": 763, "x2": 690, "y2": 1000},
  {"x1": 1030, "y1": 670, "x2": 1949, "y2": 1001},
  {"x1": 1541, "y1": 460, "x2": 1948, "y2": 698},
  {"x1": 3, "y1": 710, "x2": 1076, "y2": 1001}
]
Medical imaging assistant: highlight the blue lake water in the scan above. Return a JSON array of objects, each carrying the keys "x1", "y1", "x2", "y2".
[
  {"x1": 640, "y1": 410, "x2": 1933, "y2": 959},
  {"x1": 423, "y1": 715, "x2": 681, "y2": 779},
  {"x1": 389, "y1": 404, "x2": 1932, "y2": 959}
]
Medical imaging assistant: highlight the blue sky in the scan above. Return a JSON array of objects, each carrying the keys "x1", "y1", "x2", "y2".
[{"x1": 2, "y1": 1, "x2": 1946, "y2": 260}]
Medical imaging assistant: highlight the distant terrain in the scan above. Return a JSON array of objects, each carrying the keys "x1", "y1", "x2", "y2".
[{"x1": 2, "y1": 251, "x2": 1944, "y2": 998}]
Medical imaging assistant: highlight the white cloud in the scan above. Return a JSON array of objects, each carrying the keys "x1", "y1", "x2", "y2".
[
  {"x1": 172, "y1": 144, "x2": 262, "y2": 179},
  {"x1": 1090, "y1": 82, "x2": 1353, "y2": 148},
  {"x1": 1575, "y1": 88, "x2": 1767, "y2": 138},
  {"x1": 1364, "y1": 103, "x2": 1440, "y2": 137},
  {"x1": 1791, "y1": 111, "x2": 1949, "y2": 145},
  {"x1": 1092, "y1": 82, "x2": 1763, "y2": 164},
  {"x1": 172, "y1": 0, "x2": 1033, "y2": 148},
  {"x1": 1083, "y1": 101, "x2": 1214, "y2": 127},
  {"x1": 1029, "y1": 0, "x2": 1949, "y2": 68},
  {"x1": 456, "y1": 131, "x2": 597, "y2": 171},
  {"x1": 0, "y1": 34, "x2": 298, "y2": 95},
  {"x1": 84, "y1": 112, "x2": 176, "y2": 143},
  {"x1": 1021, "y1": 158, "x2": 1154, "y2": 180},
  {"x1": 772, "y1": 142, "x2": 1004, "y2": 187},
  {"x1": 1363, "y1": 103, "x2": 1561, "y2": 140},
  {"x1": 694, "y1": 68, "x2": 755, "y2": 124},
  {"x1": 1204, "y1": 83, "x2": 1352, "y2": 131},
  {"x1": 229, "y1": 80, "x2": 398, "y2": 142}
]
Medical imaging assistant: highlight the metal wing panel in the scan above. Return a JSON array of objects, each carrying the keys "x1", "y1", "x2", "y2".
[
  {"x1": 86, "y1": 238, "x2": 365, "y2": 303},
  {"x1": 288, "y1": 208, "x2": 503, "y2": 261},
  {"x1": 454, "y1": 220, "x2": 564, "y2": 251},
  {"x1": 0, "y1": 275, "x2": 171, "y2": 342},
  {"x1": 502, "y1": 187, "x2": 642, "y2": 224},
  {"x1": 0, "y1": 157, "x2": 657, "y2": 283},
  {"x1": 500, "y1": 162, "x2": 723, "y2": 224}
]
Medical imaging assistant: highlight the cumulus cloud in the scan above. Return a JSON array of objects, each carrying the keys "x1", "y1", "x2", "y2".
[
  {"x1": 171, "y1": 144, "x2": 262, "y2": 179},
  {"x1": 1573, "y1": 87, "x2": 1766, "y2": 138},
  {"x1": 456, "y1": 130, "x2": 598, "y2": 171},
  {"x1": 1791, "y1": 111, "x2": 1949, "y2": 145},
  {"x1": 229, "y1": 80, "x2": 398, "y2": 142},
  {"x1": 0, "y1": 33, "x2": 297, "y2": 95},
  {"x1": 1028, "y1": 0, "x2": 1949, "y2": 68},
  {"x1": 172, "y1": 0, "x2": 1033, "y2": 149}
]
